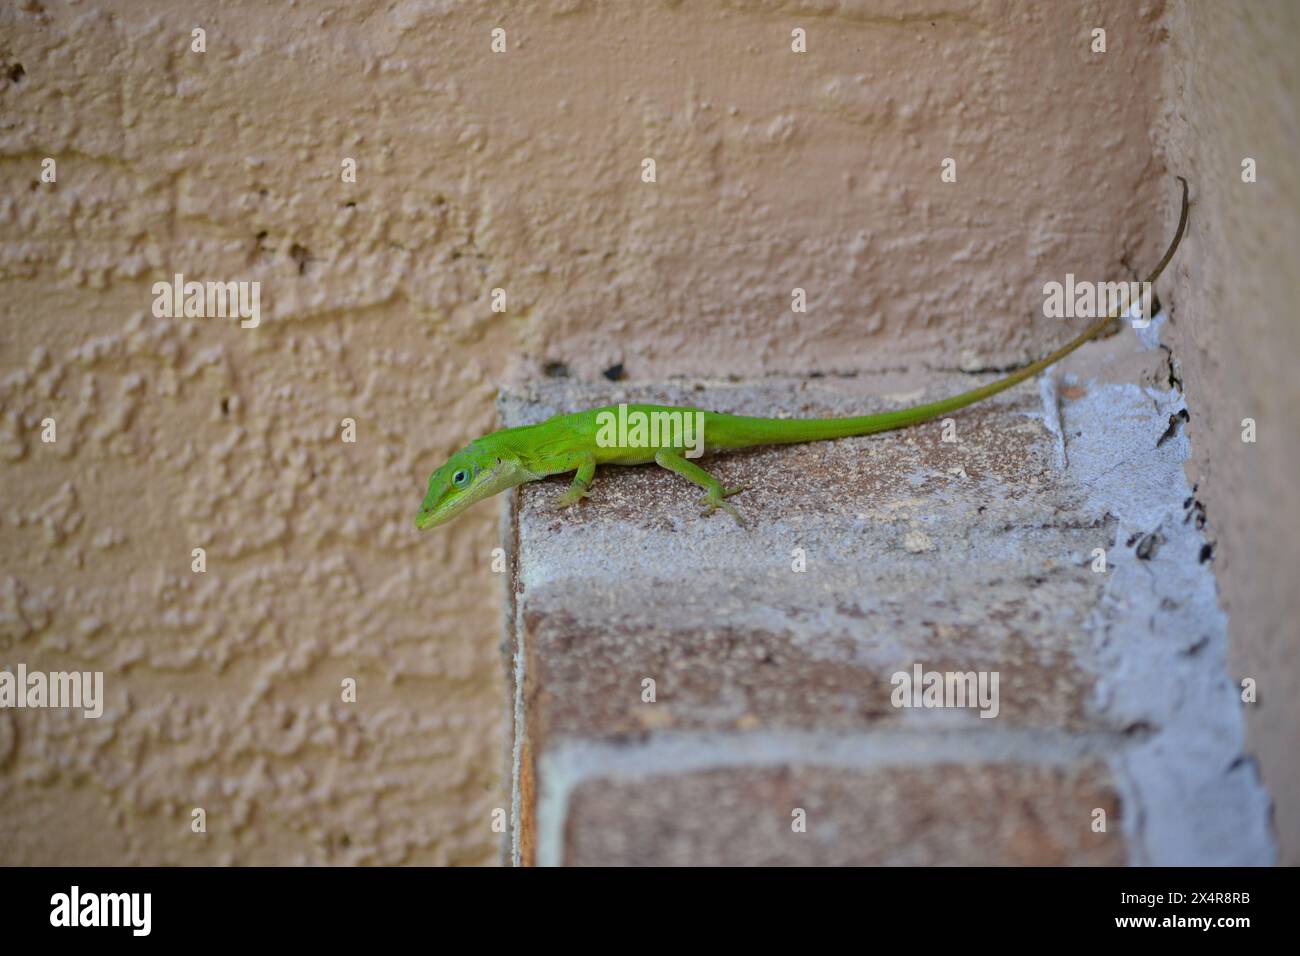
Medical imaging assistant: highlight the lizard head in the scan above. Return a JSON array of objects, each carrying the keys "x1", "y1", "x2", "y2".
[{"x1": 415, "y1": 443, "x2": 527, "y2": 530}]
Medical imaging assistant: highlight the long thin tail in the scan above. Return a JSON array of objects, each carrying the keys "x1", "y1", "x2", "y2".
[{"x1": 709, "y1": 176, "x2": 1190, "y2": 447}]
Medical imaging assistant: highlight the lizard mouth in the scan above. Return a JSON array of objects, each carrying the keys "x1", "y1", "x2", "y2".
[
  {"x1": 414, "y1": 494, "x2": 452, "y2": 530},
  {"x1": 414, "y1": 490, "x2": 474, "y2": 530}
]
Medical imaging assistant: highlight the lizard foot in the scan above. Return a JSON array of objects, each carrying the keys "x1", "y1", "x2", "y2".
[
  {"x1": 698, "y1": 486, "x2": 747, "y2": 526},
  {"x1": 553, "y1": 487, "x2": 591, "y2": 510}
]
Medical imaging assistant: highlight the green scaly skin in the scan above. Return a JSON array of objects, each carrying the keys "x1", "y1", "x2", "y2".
[{"x1": 417, "y1": 178, "x2": 1189, "y2": 530}]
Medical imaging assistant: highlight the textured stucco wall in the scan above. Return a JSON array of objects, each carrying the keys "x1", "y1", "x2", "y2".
[
  {"x1": 2, "y1": 0, "x2": 1175, "y2": 864},
  {"x1": 1158, "y1": 0, "x2": 1300, "y2": 865}
]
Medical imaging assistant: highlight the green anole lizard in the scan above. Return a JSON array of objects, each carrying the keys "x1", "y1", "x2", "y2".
[{"x1": 416, "y1": 177, "x2": 1189, "y2": 530}]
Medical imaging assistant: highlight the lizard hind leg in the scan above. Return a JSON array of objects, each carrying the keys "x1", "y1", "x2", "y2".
[{"x1": 653, "y1": 449, "x2": 747, "y2": 526}]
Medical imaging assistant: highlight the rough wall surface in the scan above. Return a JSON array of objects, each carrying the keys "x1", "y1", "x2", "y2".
[
  {"x1": 1, "y1": 0, "x2": 1180, "y2": 865},
  {"x1": 1158, "y1": 0, "x2": 1300, "y2": 865}
]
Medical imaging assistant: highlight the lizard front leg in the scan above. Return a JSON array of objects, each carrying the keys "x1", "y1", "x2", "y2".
[
  {"x1": 551, "y1": 451, "x2": 596, "y2": 509},
  {"x1": 653, "y1": 449, "x2": 747, "y2": 526}
]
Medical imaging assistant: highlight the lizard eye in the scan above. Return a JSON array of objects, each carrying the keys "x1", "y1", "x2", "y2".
[{"x1": 452, "y1": 469, "x2": 469, "y2": 487}]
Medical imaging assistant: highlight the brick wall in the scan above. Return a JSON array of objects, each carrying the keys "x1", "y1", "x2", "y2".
[{"x1": 502, "y1": 342, "x2": 1273, "y2": 865}]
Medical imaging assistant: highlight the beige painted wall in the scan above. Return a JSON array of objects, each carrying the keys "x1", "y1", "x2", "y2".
[
  {"x1": 1159, "y1": 0, "x2": 1300, "y2": 865},
  {"x1": 5, "y1": 0, "x2": 1285, "y2": 865}
]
